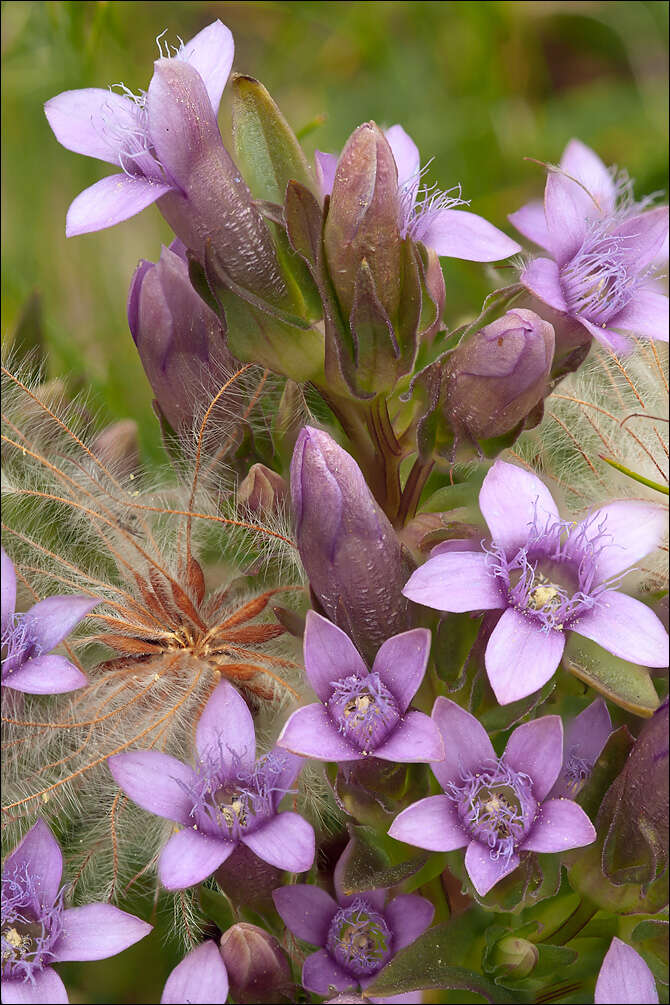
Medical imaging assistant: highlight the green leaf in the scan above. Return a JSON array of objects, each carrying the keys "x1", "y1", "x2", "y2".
[
  {"x1": 339, "y1": 824, "x2": 429, "y2": 895},
  {"x1": 198, "y1": 885, "x2": 236, "y2": 933},
  {"x1": 563, "y1": 633, "x2": 660, "y2": 717}
]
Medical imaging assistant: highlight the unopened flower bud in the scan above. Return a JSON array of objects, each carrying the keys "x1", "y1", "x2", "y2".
[
  {"x1": 444, "y1": 308, "x2": 554, "y2": 442},
  {"x1": 491, "y1": 936, "x2": 539, "y2": 978},
  {"x1": 238, "y1": 464, "x2": 288, "y2": 516},
  {"x1": 291, "y1": 427, "x2": 409, "y2": 661},
  {"x1": 219, "y1": 923, "x2": 291, "y2": 1004}
]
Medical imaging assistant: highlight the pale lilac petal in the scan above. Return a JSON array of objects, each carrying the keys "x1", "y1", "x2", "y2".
[
  {"x1": 372, "y1": 628, "x2": 431, "y2": 711},
  {"x1": 44, "y1": 87, "x2": 141, "y2": 165},
  {"x1": 613, "y1": 207, "x2": 669, "y2": 270},
  {"x1": 564, "y1": 698, "x2": 612, "y2": 767},
  {"x1": 610, "y1": 288, "x2": 669, "y2": 342},
  {"x1": 421, "y1": 209, "x2": 521, "y2": 261},
  {"x1": 575, "y1": 314, "x2": 634, "y2": 355},
  {"x1": 559, "y1": 139, "x2": 616, "y2": 216},
  {"x1": 107, "y1": 750, "x2": 197, "y2": 825},
  {"x1": 479, "y1": 459, "x2": 560, "y2": 556},
  {"x1": 54, "y1": 904, "x2": 151, "y2": 961},
  {"x1": 271, "y1": 748, "x2": 305, "y2": 807},
  {"x1": 161, "y1": 941, "x2": 230, "y2": 1005},
  {"x1": 520, "y1": 257, "x2": 568, "y2": 313},
  {"x1": 485, "y1": 609, "x2": 565, "y2": 705},
  {"x1": 430, "y1": 538, "x2": 481, "y2": 556},
  {"x1": 544, "y1": 171, "x2": 589, "y2": 265},
  {"x1": 430, "y1": 697, "x2": 496, "y2": 790},
  {"x1": 508, "y1": 201, "x2": 552, "y2": 251},
  {"x1": 464, "y1": 840, "x2": 520, "y2": 897},
  {"x1": 384, "y1": 124, "x2": 421, "y2": 190},
  {"x1": 374, "y1": 710, "x2": 445, "y2": 763},
  {"x1": 302, "y1": 949, "x2": 355, "y2": 995},
  {"x1": 504, "y1": 715, "x2": 563, "y2": 802},
  {"x1": 569, "y1": 590, "x2": 669, "y2": 668},
  {"x1": 384, "y1": 894, "x2": 434, "y2": 951},
  {"x1": 195, "y1": 680, "x2": 255, "y2": 769},
  {"x1": 158, "y1": 829, "x2": 235, "y2": 890},
  {"x1": 66, "y1": 174, "x2": 171, "y2": 237},
  {"x1": 5, "y1": 655, "x2": 88, "y2": 694},
  {"x1": 3, "y1": 819, "x2": 63, "y2": 906},
  {"x1": 277, "y1": 704, "x2": 362, "y2": 761},
  {"x1": 401, "y1": 552, "x2": 505, "y2": 614},
  {"x1": 595, "y1": 938, "x2": 659, "y2": 1005},
  {"x1": 24, "y1": 595, "x2": 98, "y2": 652},
  {"x1": 272, "y1": 884, "x2": 338, "y2": 946},
  {"x1": 566, "y1": 500, "x2": 668, "y2": 585},
  {"x1": 241, "y1": 811, "x2": 315, "y2": 872},
  {"x1": 389, "y1": 794, "x2": 469, "y2": 852},
  {"x1": 521, "y1": 798, "x2": 596, "y2": 853},
  {"x1": 303, "y1": 611, "x2": 369, "y2": 701},
  {"x1": 178, "y1": 20, "x2": 234, "y2": 116},
  {"x1": 315, "y1": 151, "x2": 338, "y2": 198},
  {"x1": 1, "y1": 547, "x2": 16, "y2": 631},
  {"x1": 1, "y1": 968, "x2": 68, "y2": 1004}
]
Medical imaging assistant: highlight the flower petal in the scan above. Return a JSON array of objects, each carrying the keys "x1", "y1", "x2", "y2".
[
  {"x1": 277, "y1": 704, "x2": 362, "y2": 761},
  {"x1": 270, "y1": 748, "x2": 305, "y2": 809},
  {"x1": 241, "y1": 811, "x2": 315, "y2": 873},
  {"x1": 610, "y1": 287, "x2": 669, "y2": 342},
  {"x1": 66, "y1": 174, "x2": 171, "y2": 237},
  {"x1": 430, "y1": 697, "x2": 496, "y2": 790},
  {"x1": 302, "y1": 948, "x2": 355, "y2": 995},
  {"x1": 195, "y1": 680, "x2": 256, "y2": 769},
  {"x1": 559, "y1": 139, "x2": 616, "y2": 217},
  {"x1": 384, "y1": 893, "x2": 434, "y2": 952},
  {"x1": 521, "y1": 798, "x2": 595, "y2": 853},
  {"x1": 158, "y1": 829, "x2": 235, "y2": 890},
  {"x1": 179, "y1": 20, "x2": 234, "y2": 116},
  {"x1": 315, "y1": 151, "x2": 338, "y2": 197},
  {"x1": 384, "y1": 124, "x2": 420, "y2": 190},
  {"x1": 5, "y1": 655, "x2": 88, "y2": 694},
  {"x1": 421, "y1": 209, "x2": 521, "y2": 261},
  {"x1": 55, "y1": 904, "x2": 152, "y2": 961},
  {"x1": 575, "y1": 314, "x2": 634, "y2": 355},
  {"x1": 613, "y1": 207, "x2": 669, "y2": 271},
  {"x1": 508, "y1": 200, "x2": 552, "y2": 251},
  {"x1": 372, "y1": 628, "x2": 431, "y2": 712},
  {"x1": 1, "y1": 968, "x2": 68, "y2": 1004},
  {"x1": 595, "y1": 938, "x2": 659, "y2": 1005},
  {"x1": 569, "y1": 590, "x2": 669, "y2": 668},
  {"x1": 374, "y1": 710, "x2": 445, "y2": 763},
  {"x1": 544, "y1": 170, "x2": 589, "y2": 265},
  {"x1": 389, "y1": 794, "x2": 469, "y2": 852},
  {"x1": 44, "y1": 87, "x2": 141, "y2": 165},
  {"x1": 566, "y1": 499, "x2": 668, "y2": 585},
  {"x1": 561, "y1": 698, "x2": 612, "y2": 774},
  {"x1": 464, "y1": 840, "x2": 520, "y2": 897},
  {"x1": 520, "y1": 257, "x2": 569, "y2": 313},
  {"x1": 24, "y1": 595, "x2": 98, "y2": 653},
  {"x1": 304, "y1": 611, "x2": 369, "y2": 701},
  {"x1": 503, "y1": 715, "x2": 563, "y2": 802},
  {"x1": 107, "y1": 750, "x2": 197, "y2": 826},
  {"x1": 401, "y1": 552, "x2": 504, "y2": 614},
  {"x1": 486, "y1": 609, "x2": 565, "y2": 705},
  {"x1": 161, "y1": 941, "x2": 230, "y2": 1005},
  {"x1": 3, "y1": 819, "x2": 63, "y2": 907},
  {"x1": 1, "y1": 547, "x2": 16, "y2": 631},
  {"x1": 479, "y1": 459, "x2": 560, "y2": 556},
  {"x1": 272, "y1": 884, "x2": 338, "y2": 946}
]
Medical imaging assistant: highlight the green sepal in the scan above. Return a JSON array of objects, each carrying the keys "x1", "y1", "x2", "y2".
[
  {"x1": 563, "y1": 632, "x2": 660, "y2": 717},
  {"x1": 338, "y1": 823, "x2": 430, "y2": 895},
  {"x1": 199, "y1": 884, "x2": 236, "y2": 933}
]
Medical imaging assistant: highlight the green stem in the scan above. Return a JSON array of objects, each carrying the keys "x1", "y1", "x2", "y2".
[
  {"x1": 538, "y1": 896, "x2": 597, "y2": 945},
  {"x1": 599, "y1": 455, "x2": 668, "y2": 495},
  {"x1": 395, "y1": 455, "x2": 435, "y2": 527}
]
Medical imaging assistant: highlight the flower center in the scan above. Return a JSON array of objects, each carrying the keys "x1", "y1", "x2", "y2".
[
  {"x1": 1, "y1": 615, "x2": 42, "y2": 681},
  {"x1": 447, "y1": 761, "x2": 536, "y2": 864},
  {"x1": 1, "y1": 868, "x2": 64, "y2": 982},
  {"x1": 563, "y1": 750, "x2": 593, "y2": 796},
  {"x1": 560, "y1": 225, "x2": 641, "y2": 325},
  {"x1": 326, "y1": 899, "x2": 392, "y2": 978},
  {"x1": 327, "y1": 673, "x2": 400, "y2": 753}
]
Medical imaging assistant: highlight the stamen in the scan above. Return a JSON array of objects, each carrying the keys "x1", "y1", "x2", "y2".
[
  {"x1": 1, "y1": 614, "x2": 42, "y2": 680},
  {"x1": 1, "y1": 864, "x2": 65, "y2": 983},
  {"x1": 563, "y1": 750, "x2": 592, "y2": 795},
  {"x1": 328, "y1": 673, "x2": 400, "y2": 752},
  {"x1": 398, "y1": 159, "x2": 470, "y2": 241},
  {"x1": 326, "y1": 898, "x2": 392, "y2": 977}
]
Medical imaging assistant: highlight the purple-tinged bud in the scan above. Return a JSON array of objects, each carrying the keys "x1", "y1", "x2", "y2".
[
  {"x1": 290, "y1": 427, "x2": 409, "y2": 660},
  {"x1": 219, "y1": 923, "x2": 292, "y2": 1004},
  {"x1": 238, "y1": 464, "x2": 288, "y2": 516},
  {"x1": 490, "y1": 936, "x2": 539, "y2": 979},
  {"x1": 127, "y1": 243, "x2": 236, "y2": 431},
  {"x1": 444, "y1": 308, "x2": 554, "y2": 443},
  {"x1": 92, "y1": 420, "x2": 140, "y2": 479}
]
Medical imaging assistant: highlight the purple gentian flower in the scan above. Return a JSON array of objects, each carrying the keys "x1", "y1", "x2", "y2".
[
  {"x1": 389, "y1": 699, "x2": 596, "y2": 897},
  {"x1": 1, "y1": 548, "x2": 97, "y2": 694},
  {"x1": 273, "y1": 841, "x2": 434, "y2": 1003},
  {"x1": 277, "y1": 612, "x2": 443, "y2": 763},
  {"x1": 317, "y1": 124, "x2": 521, "y2": 262},
  {"x1": 161, "y1": 940, "x2": 229, "y2": 1005},
  {"x1": 108, "y1": 681, "x2": 315, "y2": 890},
  {"x1": 1, "y1": 819, "x2": 151, "y2": 1004},
  {"x1": 548, "y1": 698, "x2": 612, "y2": 799},
  {"x1": 44, "y1": 21, "x2": 233, "y2": 236},
  {"x1": 402, "y1": 459, "x2": 669, "y2": 705},
  {"x1": 594, "y1": 938, "x2": 659, "y2": 1004},
  {"x1": 509, "y1": 138, "x2": 669, "y2": 354}
]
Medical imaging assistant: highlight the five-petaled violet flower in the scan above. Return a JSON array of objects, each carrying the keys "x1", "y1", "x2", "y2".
[
  {"x1": 389, "y1": 699, "x2": 597, "y2": 897},
  {"x1": 1, "y1": 819, "x2": 151, "y2": 1004},
  {"x1": 108, "y1": 680, "x2": 315, "y2": 890},
  {"x1": 402, "y1": 459, "x2": 669, "y2": 705},
  {"x1": 594, "y1": 938, "x2": 659, "y2": 1004},
  {"x1": 547, "y1": 698, "x2": 612, "y2": 800},
  {"x1": 1, "y1": 548, "x2": 98, "y2": 695},
  {"x1": 317, "y1": 124, "x2": 522, "y2": 262},
  {"x1": 509, "y1": 138, "x2": 669, "y2": 354},
  {"x1": 277, "y1": 612, "x2": 443, "y2": 764},
  {"x1": 161, "y1": 940, "x2": 229, "y2": 1005},
  {"x1": 273, "y1": 841, "x2": 433, "y2": 1003}
]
